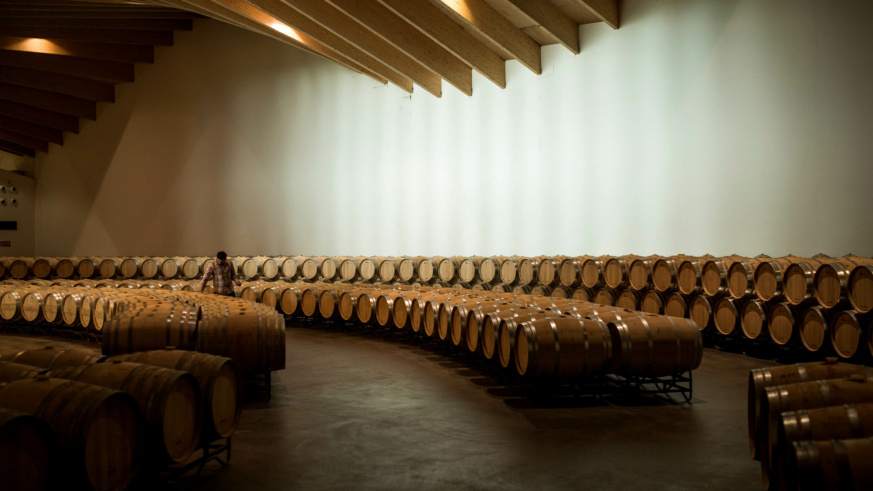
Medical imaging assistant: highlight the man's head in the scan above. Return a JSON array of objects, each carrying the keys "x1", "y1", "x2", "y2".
[{"x1": 216, "y1": 251, "x2": 228, "y2": 264}]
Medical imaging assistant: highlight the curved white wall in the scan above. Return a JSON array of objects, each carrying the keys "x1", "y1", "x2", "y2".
[{"x1": 35, "y1": 0, "x2": 873, "y2": 258}]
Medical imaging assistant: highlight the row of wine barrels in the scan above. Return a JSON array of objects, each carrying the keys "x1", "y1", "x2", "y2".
[{"x1": 747, "y1": 360, "x2": 873, "y2": 490}]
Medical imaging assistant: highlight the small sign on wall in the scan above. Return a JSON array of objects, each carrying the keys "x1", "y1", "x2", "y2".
[{"x1": 0, "y1": 241, "x2": 10, "y2": 247}]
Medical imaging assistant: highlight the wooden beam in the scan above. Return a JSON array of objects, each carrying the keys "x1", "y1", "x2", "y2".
[
  {"x1": 159, "y1": 0, "x2": 388, "y2": 84},
  {"x1": 226, "y1": 0, "x2": 412, "y2": 92},
  {"x1": 0, "y1": 35, "x2": 154, "y2": 63},
  {"x1": 0, "y1": 114, "x2": 62, "y2": 145},
  {"x1": 0, "y1": 17, "x2": 194, "y2": 31},
  {"x1": 0, "y1": 83, "x2": 96, "y2": 120},
  {"x1": 0, "y1": 25, "x2": 173, "y2": 46},
  {"x1": 0, "y1": 99, "x2": 79, "y2": 133},
  {"x1": 434, "y1": 0, "x2": 540, "y2": 75},
  {"x1": 285, "y1": 0, "x2": 442, "y2": 97},
  {"x1": 0, "y1": 8, "x2": 200, "y2": 18},
  {"x1": 379, "y1": 0, "x2": 505, "y2": 88},
  {"x1": 328, "y1": 0, "x2": 472, "y2": 95},
  {"x1": 0, "y1": 139, "x2": 35, "y2": 157},
  {"x1": 0, "y1": 128, "x2": 48, "y2": 153},
  {"x1": 0, "y1": 50, "x2": 135, "y2": 83},
  {"x1": 571, "y1": 0, "x2": 618, "y2": 29},
  {"x1": 505, "y1": 0, "x2": 579, "y2": 54},
  {"x1": 0, "y1": 65, "x2": 116, "y2": 102}
]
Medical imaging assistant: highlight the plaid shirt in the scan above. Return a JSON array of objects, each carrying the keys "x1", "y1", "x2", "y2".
[{"x1": 200, "y1": 260, "x2": 238, "y2": 294}]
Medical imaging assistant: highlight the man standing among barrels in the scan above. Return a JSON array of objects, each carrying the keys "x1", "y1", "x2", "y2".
[{"x1": 200, "y1": 251, "x2": 242, "y2": 296}]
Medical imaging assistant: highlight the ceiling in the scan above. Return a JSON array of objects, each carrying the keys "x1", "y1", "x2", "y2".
[{"x1": 0, "y1": 0, "x2": 618, "y2": 157}]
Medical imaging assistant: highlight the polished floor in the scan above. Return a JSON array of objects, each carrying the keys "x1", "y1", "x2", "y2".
[{"x1": 0, "y1": 323, "x2": 779, "y2": 490}]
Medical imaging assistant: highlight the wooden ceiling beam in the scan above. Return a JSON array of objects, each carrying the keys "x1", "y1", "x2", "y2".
[
  {"x1": 0, "y1": 17, "x2": 193, "y2": 31},
  {"x1": 0, "y1": 139, "x2": 35, "y2": 158},
  {"x1": 328, "y1": 0, "x2": 472, "y2": 96},
  {"x1": 570, "y1": 0, "x2": 618, "y2": 29},
  {"x1": 226, "y1": 0, "x2": 412, "y2": 92},
  {"x1": 0, "y1": 83, "x2": 97, "y2": 120},
  {"x1": 0, "y1": 128, "x2": 48, "y2": 153},
  {"x1": 0, "y1": 99, "x2": 79, "y2": 133},
  {"x1": 158, "y1": 0, "x2": 388, "y2": 84},
  {"x1": 379, "y1": 0, "x2": 505, "y2": 89},
  {"x1": 0, "y1": 65, "x2": 116, "y2": 102},
  {"x1": 0, "y1": 50, "x2": 135, "y2": 83},
  {"x1": 0, "y1": 9, "x2": 200, "y2": 18},
  {"x1": 434, "y1": 0, "x2": 540, "y2": 75},
  {"x1": 0, "y1": 35, "x2": 155, "y2": 64},
  {"x1": 0, "y1": 114, "x2": 62, "y2": 145},
  {"x1": 505, "y1": 0, "x2": 579, "y2": 54},
  {"x1": 285, "y1": 0, "x2": 442, "y2": 98},
  {"x1": 0, "y1": 25, "x2": 174, "y2": 46}
]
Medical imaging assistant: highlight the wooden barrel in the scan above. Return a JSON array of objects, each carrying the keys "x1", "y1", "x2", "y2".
[
  {"x1": 355, "y1": 257, "x2": 382, "y2": 282},
  {"x1": 180, "y1": 256, "x2": 207, "y2": 279},
  {"x1": 464, "y1": 302, "x2": 512, "y2": 353},
  {"x1": 281, "y1": 257, "x2": 301, "y2": 280},
  {"x1": 31, "y1": 257, "x2": 58, "y2": 279},
  {"x1": 615, "y1": 289, "x2": 639, "y2": 311},
  {"x1": 489, "y1": 283, "x2": 510, "y2": 293},
  {"x1": 1, "y1": 346, "x2": 104, "y2": 370},
  {"x1": 480, "y1": 307, "x2": 534, "y2": 360},
  {"x1": 689, "y1": 295, "x2": 715, "y2": 333},
  {"x1": 299, "y1": 285, "x2": 326, "y2": 317},
  {"x1": 318, "y1": 288, "x2": 342, "y2": 320},
  {"x1": 54, "y1": 257, "x2": 78, "y2": 279},
  {"x1": 549, "y1": 286, "x2": 571, "y2": 299},
  {"x1": 677, "y1": 256, "x2": 711, "y2": 295},
  {"x1": 240, "y1": 256, "x2": 266, "y2": 280},
  {"x1": 516, "y1": 256, "x2": 544, "y2": 286},
  {"x1": 278, "y1": 285, "x2": 302, "y2": 315},
  {"x1": 593, "y1": 288, "x2": 616, "y2": 306},
  {"x1": 416, "y1": 257, "x2": 441, "y2": 283},
  {"x1": 728, "y1": 257, "x2": 770, "y2": 299},
  {"x1": 557, "y1": 256, "x2": 586, "y2": 288},
  {"x1": 570, "y1": 287, "x2": 592, "y2": 302},
  {"x1": 355, "y1": 291, "x2": 380, "y2": 325},
  {"x1": 529, "y1": 285, "x2": 551, "y2": 297},
  {"x1": 0, "y1": 289, "x2": 25, "y2": 321},
  {"x1": 799, "y1": 306, "x2": 832, "y2": 354},
  {"x1": 848, "y1": 263, "x2": 873, "y2": 314},
  {"x1": 396, "y1": 256, "x2": 425, "y2": 283},
  {"x1": 457, "y1": 256, "x2": 483, "y2": 284},
  {"x1": 197, "y1": 303, "x2": 286, "y2": 373},
  {"x1": 374, "y1": 291, "x2": 405, "y2": 327},
  {"x1": 41, "y1": 291, "x2": 65, "y2": 324},
  {"x1": 535, "y1": 257, "x2": 559, "y2": 286},
  {"x1": 639, "y1": 290, "x2": 664, "y2": 314},
  {"x1": 0, "y1": 376, "x2": 141, "y2": 491},
  {"x1": 787, "y1": 437, "x2": 873, "y2": 491},
  {"x1": 654, "y1": 255, "x2": 705, "y2": 293},
  {"x1": 0, "y1": 408, "x2": 56, "y2": 491},
  {"x1": 629, "y1": 255, "x2": 661, "y2": 291},
  {"x1": 769, "y1": 302, "x2": 799, "y2": 346},
  {"x1": 315, "y1": 257, "x2": 341, "y2": 282},
  {"x1": 435, "y1": 256, "x2": 462, "y2": 283},
  {"x1": 75, "y1": 257, "x2": 99, "y2": 279},
  {"x1": 702, "y1": 255, "x2": 747, "y2": 297},
  {"x1": 740, "y1": 299, "x2": 768, "y2": 341},
  {"x1": 511, "y1": 284, "x2": 532, "y2": 295},
  {"x1": 118, "y1": 257, "x2": 143, "y2": 279},
  {"x1": 111, "y1": 349, "x2": 241, "y2": 441},
  {"x1": 499, "y1": 257, "x2": 522, "y2": 286},
  {"x1": 814, "y1": 256, "x2": 873, "y2": 309},
  {"x1": 479, "y1": 256, "x2": 505, "y2": 284},
  {"x1": 300, "y1": 256, "x2": 326, "y2": 281},
  {"x1": 498, "y1": 310, "x2": 560, "y2": 369},
  {"x1": 580, "y1": 256, "x2": 609, "y2": 289},
  {"x1": 714, "y1": 297, "x2": 743, "y2": 336},
  {"x1": 9, "y1": 257, "x2": 34, "y2": 279},
  {"x1": 0, "y1": 360, "x2": 46, "y2": 381},
  {"x1": 753, "y1": 255, "x2": 809, "y2": 302},
  {"x1": 102, "y1": 303, "x2": 201, "y2": 354},
  {"x1": 141, "y1": 257, "x2": 163, "y2": 279},
  {"x1": 392, "y1": 291, "x2": 429, "y2": 329},
  {"x1": 830, "y1": 310, "x2": 868, "y2": 360},
  {"x1": 747, "y1": 360, "x2": 873, "y2": 459},
  {"x1": 378, "y1": 257, "x2": 399, "y2": 283},
  {"x1": 663, "y1": 293, "x2": 689, "y2": 318},
  {"x1": 607, "y1": 315, "x2": 702, "y2": 376},
  {"x1": 50, "y1": 360, "x2": 201, "y2": 463},
  {"x1": 773, "y1": 404, "x2": 873, "y2": 491},
  {"x1": 515, "y1": 316, "x2": 612, "y2": 379},
  {"x1": 759, "y1": 376, "x2": 873, "y2": 482},
  {"x1": 337, "y1": 288, "x2": 366, "y2": 322},
  {"x1": 604, "y1": 255, "x2": 640, "y2": 290},
  {"x1": 96, "y1": 257, "x2": 121, "y2": 279}
]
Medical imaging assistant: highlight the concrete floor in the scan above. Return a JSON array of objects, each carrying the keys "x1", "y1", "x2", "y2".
[{"x1": 0, "y1": 323, "x2": 779, "y2": 490}]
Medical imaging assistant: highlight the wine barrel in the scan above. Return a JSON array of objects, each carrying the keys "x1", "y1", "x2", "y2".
[
  {"x1": 355, "y1": 291, "x2": 380, "y2": 325},
  {"x1": 240, "y1": 256, "x2": 268, "y2": 280},
  {"x1": 375, "y1": 291, "x2": 407, "y2": 327},
  {"x1": 677, "y1": 256, "x2": 712, "y2": 295},
  {"x1": 515, "y1": 316, "x2": 612, "y2": 379},
  {"x1": 31, "y1": 257, "x2": 59, "y2": 279},
  {"x1": 799, "y1": 306, "x2": 833, "y2": 354},
  {"x1": 558, "y1": 256, "x2": 589, "y2": 288},
  {"x1": 640, "y1": 290, "x2": 664, "y2": 314},
  {"x1": 593, "y1": 288, "x2": 616, "y2": 306},
  {"x1": 378, "y1": 257, "x2": 399, "y2": 283},
  {"x1": 479, "y1": 256, "x2": 506, "y2": 284},
  {"x1": 747, "y1": 359, "x2": 873, "y2": 459},
  {"x1": 773, "y1": 404, "x2": 873, "y2": 491},
  {"x1": 607, "y1": 315, "x2": 702, "y2": 376},
  {"x1": 338, "y1": 288, "x2": 368, "y2": 322},
  {"x1": 849, "y1": 264, "x2": 873, "y2": 313},
  {"x1": 830, "y1": 310, "x2": 869, "y2": 360},
  {"x1": 0, "y1": 361, "x2": 46, "y2": 382},
  {"x1": 450, "y1": 300, "x2": 501, "y2": 347},
  {"x1": 550, "y1": 286, "x2": 571, "y2": 299},
  {"x1": 50, "y1": 360, "x2": 201, "y2": 463},
  {"x1": 464, "y1": 302, "x2": 513, "y2": 353},
  {"x1": 318, "y1": 288, "x2": 342, "y2": 320},
  {"x1": 615, "y1": 290, "x2": 640, "y2": 311},
  {"x1": 604, "y1": 255, "x2": 640, "y2": 290},
  {"x1": 498, "y1": 310, "x2": 561, "y2": 369},
  {"x1": 728, "y1": 257, "x2": 770, "y2": 299},
  {"x1": 300, "y1": 257, "x2": 327, "y2": 281},
  {"x1": 54, "y1": 257, "x2": 78, "y2": 279},
  {"x1": 299, "y1": 284, "x2": 326, "y2": 317},
  {"x1": 0, "y1": 346, "x2": 104, "y2": 370},
  {"x1": 8, "y1": 257, "x2": 34, "y2": 279},
  {"x1": 111, "y1": 349, "x2": 241, "y2": 441},
  {"x1": 180, "y1": 256, "x2": 208, "y2": 280},
  {"x1": 535, "y1": 257, "x2": 560, "y2": 287},
  {"x1": 629, "y1": 255, "x2": 662, "y2": 291},
  {"x1": 0, "y1": 289, "x2": 25, "y2": 321},
  {"x1": 97, "y1": 257, "x2": 123, "y2": 279},
  {"x1": 499, "y1": 257, "x2": 522, "y2": 286},
  {"x1": 753, "y1": 255, "x2": 809, "y2": 302},
  {"x1": 814, "y1": 256, "x2": 873, "y2": 309},
  {"x1": 664, "y1": 293, "x2": 689, "y2": 318},
  {"x1": 102, "y1": 303, "x2": 201, "y2": 354},
  {"x1": 769, "y1": 303, "x2": 800, "y2": 346},
  {"x1": 397, "y1": 256, "x2": 426, "y2": 283},
  {"x1": 517, "y1": 256, "x2": 545, "y2": 286},
  {"x1": 740, "y1": 299, "x2": 768, "y2": 341},
  {"x1": 197, "y1": 302, "x2": 286, "y2": 373},
  {"x1": 316, "y1": 257, "x2": 343, "y2": 282},
  {"x1": 279, "y1": 284, "x2": 303, "y2": 315},
  {"x1": 141, "y1": 257, "x2": 163, "y2": 279},
  {"x1": 571, "y1": 287, "x2": 592, "y2": 302},
  {"x1": 689, "y1": 295, "x2": 716, "y2": 333},
  {"x1": 702, "y1": 255, "x2": 748, "y2": 297},
  {"x1": 581, "y1": 256, "x2": 611, "y2": 289},
  {"x1": 480, "y1": 307, "x2": 536, "y2": 361},
  {"x1": 0, "y1": 408, "x2": 56, "y2": 491},
  {"x1": 0, "y1": 376, "x2": 141, "y2": 491},
  {"x1": 714, "y1": 297, "x2": 743, "y2": 336},
  {"x1": 787, "y1": 437, "x2": 873, "y2": 491},
  {"x1": 417, "y1": 257, "x2": 442, "y2": 283},
  {"x1": 119, "y1": 257, "x2": 144, "y2": 279},
  {"x1": 281, "y1": 257, "x2": 301, "y2": 280}
]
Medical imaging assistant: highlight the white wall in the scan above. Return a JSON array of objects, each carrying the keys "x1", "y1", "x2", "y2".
[
  {"x1": 0, "y1": 169, "x2": 35, "y2": 256},
  {"x1": 34, "y1": 0, "x2": 873, "y2": 258}
]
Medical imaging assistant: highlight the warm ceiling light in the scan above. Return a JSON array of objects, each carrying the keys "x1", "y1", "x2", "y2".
[
  {"x1": 13, "y1": 38, "x2": 69, "y2": 56},
  {"x1": 270, "y1": 22, "x2": 303, "y2": 42}
]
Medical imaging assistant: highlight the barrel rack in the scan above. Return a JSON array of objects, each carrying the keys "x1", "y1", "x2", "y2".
[{"x1": 134, "y1": 437, "x2": 232, "y2": 490}]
